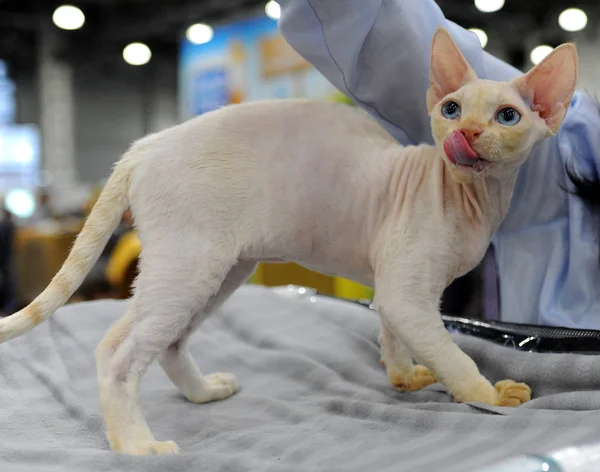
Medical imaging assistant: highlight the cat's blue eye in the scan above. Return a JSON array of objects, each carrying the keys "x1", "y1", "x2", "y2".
[
  {"x1": 496, "y1": 107, "x2": 521, "y2": 126},
  {"x1": 441, "y1": 101, "x2": 461, "y2": 120}
]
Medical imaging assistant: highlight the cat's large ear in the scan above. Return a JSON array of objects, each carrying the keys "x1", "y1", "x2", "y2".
[
  {"x1": 426, "y1": 28, "x2": 478, "y2": 113},
  {"x1": 511, "y1": 43, "x2": 578, "y2": 134}
]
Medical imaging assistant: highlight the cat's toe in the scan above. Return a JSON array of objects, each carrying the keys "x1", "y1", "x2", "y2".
[
  {"x1": 494, "y1": 379, "x2": 531, "y2": 407},
  {"x1": 389, "y1": 365, "x2": 437, "y2": 392},
  {"x1": 118, "y1": 440, "x2": 181, "y2": 456}
]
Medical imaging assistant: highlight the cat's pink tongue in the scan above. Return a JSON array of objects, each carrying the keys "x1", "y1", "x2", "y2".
[{"x1": 443, "y1": 130, "x2": 480, "y2": 167}]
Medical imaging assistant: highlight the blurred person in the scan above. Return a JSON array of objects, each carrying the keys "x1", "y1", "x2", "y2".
[
  {"x1": 0, "y1": 204, "x2": 16, "y2": 314},
  {"x1": 279, "y1": 0, "x2": 600, "y2": 328}
]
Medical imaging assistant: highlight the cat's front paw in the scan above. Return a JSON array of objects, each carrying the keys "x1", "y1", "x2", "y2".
[
  {"x1": 494, "y1": 379, "x2": 531, "y2": 407},
  {"x1": 389, "y1": 365, "x2": 437, "y2": 392}
]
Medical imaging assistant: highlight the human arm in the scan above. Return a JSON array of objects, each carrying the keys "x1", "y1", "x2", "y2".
[{"x1": 278, "y1": 0, "x2": 522, "y2": 144}]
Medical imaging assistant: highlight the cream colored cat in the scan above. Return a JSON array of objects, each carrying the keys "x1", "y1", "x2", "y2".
[{"x1": 0, "y1": 29, "x2": 577, "y2": 455}]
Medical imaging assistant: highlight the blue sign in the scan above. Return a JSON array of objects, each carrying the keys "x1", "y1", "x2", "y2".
[
  {"x1": 179, "y1": 14, "x2": 336, "y2": 120},
  {"x1": 193, "y1": 66, "x2": 229, "y2": 115}
]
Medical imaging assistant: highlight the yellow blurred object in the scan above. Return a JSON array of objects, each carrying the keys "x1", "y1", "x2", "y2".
[
  {"x1": 329, "y1": 91, "x2": 354, "y2": 106},
  {"x1": 333, "y1": 277, "x2": 373, "y2": 300},
  {"x1": 15, "y1": 226, "x2": 80, "y2": 303},
  {"x1": 106, "y1": 230, "x2": 141, "y2": 289},
  {"x1": 250, "y1": 262, "x2": 372, "y2": 301},
  {"x1": 250, "y1": 262, "x2": 334, "y2": 294},
  {"x1": 229, "y1": 40, "x2": 246, "y2": 104}
]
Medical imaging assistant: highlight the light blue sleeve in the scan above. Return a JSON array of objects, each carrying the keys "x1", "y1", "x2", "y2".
[
  {"x1": 278, "y1": 0, "x2": 523, "y2": 145},
  {"x1": 559, "y1": 94, "x2": 600, "y2": 182},
  {"x1": 492, "y1": 93, "x2": 600, "y2": 328}
]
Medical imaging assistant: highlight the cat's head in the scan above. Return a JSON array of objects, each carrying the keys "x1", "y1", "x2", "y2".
[{"x1": 427, "y1": 28, "x2": 578, "y2": 183}]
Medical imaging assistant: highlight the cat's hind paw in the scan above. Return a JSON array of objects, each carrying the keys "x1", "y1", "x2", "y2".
[
  {"x1": 186, "y1": 372, "x2": 239, "y2": 404},
  {"x1": 389, "y1": 365, "x2": 437, "y2": 392},
  {"x1": 494, "y1": 379, "x2": 531, "y2": 407},
  {"x1": 117, "y1": 440, "x2": 180, "y2": 456}
]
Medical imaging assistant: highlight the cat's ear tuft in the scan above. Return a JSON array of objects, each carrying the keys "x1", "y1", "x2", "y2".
[
  {"x1": 511, "y1": 43, "x2": 578, "y2": 134},
  {"x1": 426, "y1": 28, "x2": 478, "y2": 113}
]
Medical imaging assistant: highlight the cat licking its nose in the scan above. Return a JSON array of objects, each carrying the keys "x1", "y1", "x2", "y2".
[{"x1": 0, "y1": 28, "x2": 577, "y2": 455}]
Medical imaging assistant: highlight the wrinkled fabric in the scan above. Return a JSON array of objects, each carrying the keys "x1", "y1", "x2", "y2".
[{"x1": 1, "y1": 285, "x2": 600, "y2": 471}]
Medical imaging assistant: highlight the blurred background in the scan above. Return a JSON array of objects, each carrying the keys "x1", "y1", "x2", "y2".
[{"x1": 0, "y1": 0, "x2": 595, "y2": 315}]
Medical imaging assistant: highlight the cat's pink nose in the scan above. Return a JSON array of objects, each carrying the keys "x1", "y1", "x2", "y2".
[{"x1": 459, "y1": 128, "x2": 482, "y2": 143}]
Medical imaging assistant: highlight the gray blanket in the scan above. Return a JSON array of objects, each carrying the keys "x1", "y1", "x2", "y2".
[{"x1": 1, "y1": 284, "x2": 600, "y2": 472}]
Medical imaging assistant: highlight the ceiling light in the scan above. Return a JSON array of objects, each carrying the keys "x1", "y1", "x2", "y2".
[
  {"x1": 474, "y1": 0, "x2": 504, "y2": 13},
  {"x1": 558, "y1": 8, "x2": 587, "y2": 32},
  {"x1": 530, "y1": 45, "x2": 553, "y2": 65},
  {"x1": 123, "y1": 42, "x2": 152, "y2": 66},
  {"x1": 265, "y1": 1, "x2": 281, "y2": 20},
  {"x1": 13, "y1": 141, "x2": 34, "y2": 164},
  {"x1": 468, "y1": 28, "x2": 488, "y2": 48},
  {"x1": 6, "y1": 189, "x2": 35, "y2": 219},
  {"x1": 52, "y1": 5, "x2": 85, "y2": 30},
  {"x1": 186, "y1": 23, "x2": 214, "y2": 45}
]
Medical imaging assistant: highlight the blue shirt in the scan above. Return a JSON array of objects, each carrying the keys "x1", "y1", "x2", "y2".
[{"x1": 279, "y1": 0, "x2": 600, "y2": 328}]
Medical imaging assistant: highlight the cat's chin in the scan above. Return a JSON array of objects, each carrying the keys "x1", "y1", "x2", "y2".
[
  {"x1": 445, "y1": 160, "x2": 488, "y2": 182},
  {"x1": 443, "y1": 148, "x2": 487, "y2": 172}
]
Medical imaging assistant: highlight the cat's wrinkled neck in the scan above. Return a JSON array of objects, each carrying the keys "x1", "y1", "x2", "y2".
[
  {"x1": 439, "y1": 156, "x2": 520, "y2": 233},
  {"x1": 379, "y1": 145, "x2": 520, "y2": 237},
  {"x1": 480, "y1": 169, "x2": 520, "y2": 231}
]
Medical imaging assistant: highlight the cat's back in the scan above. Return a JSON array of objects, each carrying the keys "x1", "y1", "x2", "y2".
[
  {"x1": 130, "y1": 98, "x2": 399, "y2": 186},
  {"x1": 140, "y1": 99, "x2": 393, "y2": 152},
  {"x1": 204, "y1": 98, "x2": 394, "y2": 142}
]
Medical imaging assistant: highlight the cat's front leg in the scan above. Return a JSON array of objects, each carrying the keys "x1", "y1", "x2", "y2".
[
  {"x1": 374, "y1": 266, "x2": 531, "y2": 407},
  {"x1": 378, "y1": 321, "x2": 437, "y2": 392}
]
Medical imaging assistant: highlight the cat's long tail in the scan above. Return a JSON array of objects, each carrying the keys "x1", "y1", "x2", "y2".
[{"x1": 0, "y1": 154, "x2": 135, "y2": 343}]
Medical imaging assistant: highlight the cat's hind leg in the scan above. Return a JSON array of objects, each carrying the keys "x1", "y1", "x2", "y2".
[
  {"x1": 158, "y1": 260, "x2": 257, "y2": 404},
  {"x1": 379, "y1": 321, "x2": 437, "y2": 392},
  {"x1": 95, "y1": 242, "x2": 238, "y2": 455}
]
